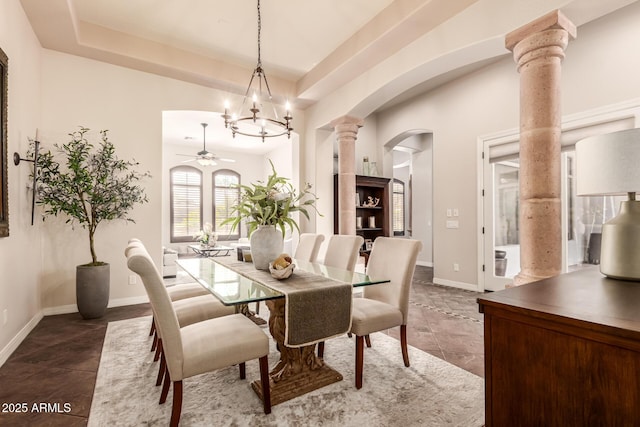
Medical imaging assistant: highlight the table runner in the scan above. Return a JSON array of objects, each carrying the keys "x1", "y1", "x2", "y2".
[{"x1": 214, "y1": 258, "x2": 352, "y2": 347}]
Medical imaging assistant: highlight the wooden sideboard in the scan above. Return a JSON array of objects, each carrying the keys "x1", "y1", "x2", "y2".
[{"x1": 477, "y1": 267, "x2": 640, "y2": 426}]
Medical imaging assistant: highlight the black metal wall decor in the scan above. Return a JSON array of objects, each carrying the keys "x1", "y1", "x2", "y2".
[
  {"x1": 13, "y1": 135, "x2": 39, "y2": 225},
  {"x1": 0, "y1": 47, "x2": 8, "y2": 237}
]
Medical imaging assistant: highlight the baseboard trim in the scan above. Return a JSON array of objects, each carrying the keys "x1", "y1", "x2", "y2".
[
  {"x1": 1, "y1": 295, "x2": 150, "y2": 368},
  {"x1": 433, "y1": 277, "x2": 480, "y2": 292},
  {"x1": 42, "y1": 295, "x2": 150, "y2": 317},
  {"x1": 107, "y1": 295, "x2": 149, "y2": 308},
  {"x1": 416, "y1": 260, "x2": 434, "y2": 267},
  {"x1": 0, "y1": 311, "x2": 44, "y2": 368},
  {"x1": 42, "y1": 304, "x2": 78, "y2": 316}
]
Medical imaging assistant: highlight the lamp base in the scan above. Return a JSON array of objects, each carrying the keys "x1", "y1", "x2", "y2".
[{"x1": 600, "y1": 200, "x2": 640, "y2": 281}]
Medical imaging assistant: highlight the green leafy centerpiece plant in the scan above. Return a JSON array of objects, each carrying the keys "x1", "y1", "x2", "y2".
[
  {"x1": 35, "y1": 126, "x2": 149, "y2": 318},
  {"x1": 222, "y1": 159, "x2": 319, "y2": 269}
]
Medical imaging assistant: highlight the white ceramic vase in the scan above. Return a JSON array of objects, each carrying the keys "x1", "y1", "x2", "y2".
[{"x1": 250, "y1": 225, "x2": 284, "y2": 270}]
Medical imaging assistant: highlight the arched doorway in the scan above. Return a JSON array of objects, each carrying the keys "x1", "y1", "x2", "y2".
[{"x1": 384, "y1": 130, "x2": 433, "y2": 267}]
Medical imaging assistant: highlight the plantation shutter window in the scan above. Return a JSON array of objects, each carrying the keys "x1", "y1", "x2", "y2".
[
  {"x1": 170, "y1": 166, "x2": 202, "y2": 242},
  {"x1": 213, "y1": 170, "x2": 240, "y2": 240},
  {"x1": 393, "y1": 179, "x2": 405, "y2": 236}
]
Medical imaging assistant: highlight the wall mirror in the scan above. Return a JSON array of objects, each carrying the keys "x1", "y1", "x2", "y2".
[{"x1": 0, "y1": 46, "x2": 8, "y2": 237}]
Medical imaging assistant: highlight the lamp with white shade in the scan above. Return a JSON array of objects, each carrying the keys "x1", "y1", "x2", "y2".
[{"x1": 576, "y1": 128, "x2": 640, "y2": 281}]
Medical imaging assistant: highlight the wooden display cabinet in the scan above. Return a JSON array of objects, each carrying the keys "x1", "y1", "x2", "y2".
[{"x1": 334, "y1": 174, "x2": 391, "y2": 253}]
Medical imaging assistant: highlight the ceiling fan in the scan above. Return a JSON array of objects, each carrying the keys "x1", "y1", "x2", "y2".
[{"x1": 177, "y1": 123, "x2": 235, "y2": 166}]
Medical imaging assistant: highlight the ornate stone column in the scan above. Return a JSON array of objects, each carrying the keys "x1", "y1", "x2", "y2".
[
  {"x1": 330, "y1": 116, "x2": 364, "y2": 235},
  {"x1": 506, "y1": 10, "x2": 576, "y2": 286}
]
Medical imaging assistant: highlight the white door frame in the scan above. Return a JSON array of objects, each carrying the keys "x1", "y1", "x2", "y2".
[{"x1": 477, "y1": 98, "x2": 640, "y2": 292}]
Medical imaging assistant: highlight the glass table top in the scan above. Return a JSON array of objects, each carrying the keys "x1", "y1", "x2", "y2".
[
  {"x1": 176, "y1": 258, "x2": 388, "y2": 305},
  {"x1": 292, "y1": 259, "x2": 388, "y2": 288}
]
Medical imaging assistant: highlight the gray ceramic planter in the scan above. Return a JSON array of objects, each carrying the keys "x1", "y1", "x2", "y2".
[{"x1": 76, "y1": 263, "x2": 110, "y2": 319}]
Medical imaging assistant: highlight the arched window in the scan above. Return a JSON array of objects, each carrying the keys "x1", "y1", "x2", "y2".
[
  {"x1": 170, "y1": 166, "x2": 202, "y2": 243},
  {"x1": 213, "y1": 169, "x2": 240, "y2": 240},
  {"x1": 393, "y1": 178, "x2": 405, "y2": 236}
]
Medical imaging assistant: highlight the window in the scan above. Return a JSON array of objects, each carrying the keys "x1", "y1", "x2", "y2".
[
  {"x1": 393, "y1": 179, "x2": 405, "y2": 236},
  {"x1": 213, "y1": 170, "x2": 240, "y2": 240},
  {"x1": 170, "y1": 166, "x2": 202, "y2": 242}
]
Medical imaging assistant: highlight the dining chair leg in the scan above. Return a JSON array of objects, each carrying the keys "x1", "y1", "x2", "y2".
[
  {"x1": 355, "y1": 335, "x2": 364, "y2": 389},
  {"x1": 149, "y1": 318, "x2": 155, "y2": 336},
  {"x1": 160, "y1": 367, "x2": 171, "y2": 404},
  {"x1": 156, "y1": 350, "x2": 166, "y2": 386},
  {"x1": 151, "y1": 331, "x2": 158, "y2": 352},
  {"x1": 170, "y1": 380, "x2": 183, "y2": 427},
  {"x1": 154, "y1": 338, "x2": 163, "y2": 362},
  {"x1": 239, "y1": 362, "x2": 246, "y2": 380},
  {"x1": 259, "y1": 355, "x2": 272, "y2": 414},
  {"x1": 401, "y1": 324, "x2": 410, "y2": 367},
  {"x1": 317, "y1": 341, "x2": 325, "y2": 358},
  {"x1": 365, "y1": 334, "x2": 372, "y2": 348}
]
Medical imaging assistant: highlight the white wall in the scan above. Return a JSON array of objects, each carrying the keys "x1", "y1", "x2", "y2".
[
  {"x1": 377, "y1": 1, "x2": 640, "y2": 289},
  {"x1": 4, "y1": 0, "x2": 640, "y2": 364},
  {"x1": 371, "y1": 58, "x2": 518, "y2": 288},
  {"x1": 0, "y1": 0, "x2": 43, "y2": 364},
  {"x1": 309, "y1": 1, "x2": 640, "y2": 291},
  {"x1": 38, "y1": 48, "x2": 288, "y2": 309}
]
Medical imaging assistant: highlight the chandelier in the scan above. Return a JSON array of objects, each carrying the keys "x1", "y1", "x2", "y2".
[{"x1": 221, "y1": 0, "x2": 293, "y2": 142}]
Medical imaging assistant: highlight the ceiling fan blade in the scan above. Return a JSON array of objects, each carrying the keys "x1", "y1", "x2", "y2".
[
  {"x1": 180, "y1": 158, "x2": 197, "y2": 163},
  {"x1": 176, "y1": 153, "x2": 195, "y2": 157},
  {"x1": 218, "y1": 158, "x2": 236, "y2": 163}
]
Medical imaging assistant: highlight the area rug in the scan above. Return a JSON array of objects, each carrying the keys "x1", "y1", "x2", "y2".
[{"x1": 89, "y1": 316, "x2": 484, "y2": 426}]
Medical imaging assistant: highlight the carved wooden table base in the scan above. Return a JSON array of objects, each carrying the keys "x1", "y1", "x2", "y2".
[{"x1": 250, "y1": 299, "x2": 343, "y2": 405}]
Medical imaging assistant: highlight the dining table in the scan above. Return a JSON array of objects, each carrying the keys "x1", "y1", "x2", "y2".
[{"x1": 175, "y1": 256, "x2": 389, "y2": 405}]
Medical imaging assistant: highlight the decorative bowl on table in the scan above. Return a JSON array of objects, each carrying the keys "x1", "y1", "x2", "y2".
[{"x1": 269, "y1": 254, "x2": 295, "y2": 279}]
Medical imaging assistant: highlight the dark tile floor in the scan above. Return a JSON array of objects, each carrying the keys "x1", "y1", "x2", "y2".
[
  {"x1": 0, "y1": 265, "x2": 485, "y2": 426},
  {"x1": 0, "y1": 305, "x2": 151, "y2": 427}
]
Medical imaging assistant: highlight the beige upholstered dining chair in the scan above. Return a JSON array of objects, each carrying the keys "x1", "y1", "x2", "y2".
[
  {"x1": 350, "y1": 237, "x2": 422, "y2": 389},
  {"x1": 322, "y1": 234, "x2": 364, "y2": 271},
  {"x1": 126, "y1": 239, "x2": 232, "y2": 361},
  {"x1": 294, "y1": 233, "x2": 325, "y2": 262},
  {"x1": 126, "y1": 242, "x2": 271, "y2": 426}
]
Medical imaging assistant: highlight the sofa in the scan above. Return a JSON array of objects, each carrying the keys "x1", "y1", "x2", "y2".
[{"x1": 162, "y1": 247, "x2": 178, "y2": 278}]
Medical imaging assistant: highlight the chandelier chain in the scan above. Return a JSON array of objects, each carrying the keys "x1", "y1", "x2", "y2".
[
  {"x1": 221, "y1": 0, "x2": 292, "y2": 141},
  {"x1": 256, "y1": 0, "x2": 261, "y2": 67}
]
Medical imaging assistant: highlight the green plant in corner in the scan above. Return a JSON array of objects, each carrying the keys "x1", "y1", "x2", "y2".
[
  {"x1": 35, "y1": 126, "x2": 150, "y2": 266},
  {"x1": 222, "y1": 159, "x2": 321, "y2": 236}
]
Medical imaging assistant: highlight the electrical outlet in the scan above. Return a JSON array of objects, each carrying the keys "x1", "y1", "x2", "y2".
[
  {"x1": 453, "y1": 263, "x2": 460, "y2": 272},
  {"x1": 129, "y1": 275, "x2": 137, "y2": 285},
  {"x1": 3, "y1": 309, "x2": 7, "y2": 326}
]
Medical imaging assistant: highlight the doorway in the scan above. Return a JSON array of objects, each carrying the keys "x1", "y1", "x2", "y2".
[
  {"x1": 388, "y1": 132, "x2": 433, "y2": 267},
  {"x1": 479, "y1": 102, "x2": 638, "y2": 291}
]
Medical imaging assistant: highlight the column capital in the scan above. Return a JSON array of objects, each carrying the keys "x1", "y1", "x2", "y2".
[
  {"x1": 330, "y1": 115, "x2": 364, "y2": 137},
  {"x1": 330, "y1": 115, "x2": 364, "y2": 128},
  {"x1": 505, "y1": 9, "x2": 576, "y2": 52}
]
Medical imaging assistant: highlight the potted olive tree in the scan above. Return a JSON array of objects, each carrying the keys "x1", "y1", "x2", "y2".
[
  {"x1": 222, "y1": 159, "x2": 320, "y2": 270},
  {"x1": 36, "y1": 127, "x2": 149, "y2": 319}
]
